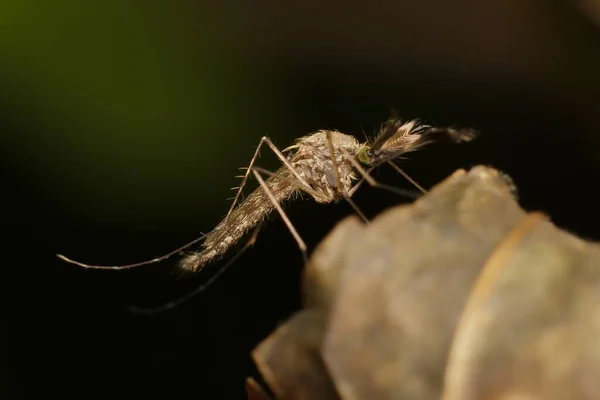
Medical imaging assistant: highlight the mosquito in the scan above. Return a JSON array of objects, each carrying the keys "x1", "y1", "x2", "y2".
[{"x1": 57, "y1": 117, "x2": 477, "y2": 301}]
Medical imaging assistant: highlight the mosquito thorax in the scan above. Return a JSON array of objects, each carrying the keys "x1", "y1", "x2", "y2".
[{"x1": 357, "y1": 145, "x2": 372, "y2": 165}]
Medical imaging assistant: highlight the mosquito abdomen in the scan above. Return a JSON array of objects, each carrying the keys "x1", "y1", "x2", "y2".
[{"x1": 179, "y1": 167, "x2": 297, "y2": 272}]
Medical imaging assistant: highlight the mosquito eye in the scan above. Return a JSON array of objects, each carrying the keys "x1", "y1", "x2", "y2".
[{"x1": 357, "y1": 146, "x2": 371, "y2": 165}]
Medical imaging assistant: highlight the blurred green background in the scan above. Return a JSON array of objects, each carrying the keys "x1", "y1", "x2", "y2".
[{"x1": 0, "y1": 0, "x2": 288, "y2": 228}]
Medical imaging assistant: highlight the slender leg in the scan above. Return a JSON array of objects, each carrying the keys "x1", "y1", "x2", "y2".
[
  {"x1": 56, "y1": 234, "x2": 207, "y2": 270},
  {"x1": 347, "y1": 166, "x2": 373, "y2": 197},
  {"x1": 252, "y1": 167, "x2": 326, "y2": 202},
  {"x1": 228, "y1": 136, "x2": 316, "y2": 218},
  {"x1": 342, "y1": 194, "x2": 370, "y2": 223},
  {"x1": 339, "y1": 147, "x2": 422, "y2": 199},
  {"x1": 128, "y1": 225, "x2": 263, "y2": 315},
  {"x1": 252, "y1": 169, "x2": 308, "y2": 263},
  {"x1": 324, "y1": 131, "x2": 369, "y2": 223},
  {"x1": 387, "y1": 160, "x2": 427, "y2": 194},
  {"x1": 256, "y1": 165, "x2": 368, "y2": 224}
]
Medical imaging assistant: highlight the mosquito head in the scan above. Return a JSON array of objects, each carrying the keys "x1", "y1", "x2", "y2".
[
  {"x1": 363, "y1": 118, "x2": 478, "y2": 167},
  {"x1": 357, "y1": 144, "x2": 373, "y2": 165}
]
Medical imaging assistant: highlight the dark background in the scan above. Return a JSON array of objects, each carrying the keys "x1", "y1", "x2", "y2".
[{"x1": 2, "y1": 1, "x2": 600, "y2": 399}]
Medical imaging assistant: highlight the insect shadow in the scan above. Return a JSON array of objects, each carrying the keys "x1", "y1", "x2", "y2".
[{"x1": 57, "y1": 116, "x2": 478, "y2": 313}]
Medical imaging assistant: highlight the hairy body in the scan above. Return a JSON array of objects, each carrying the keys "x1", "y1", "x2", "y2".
[
  {"x1": 57, "y1": 117, "x2": 478, "y2": 277},
  {"x1": 180, "y1": 131, "x2": 362, "y2": 271}
]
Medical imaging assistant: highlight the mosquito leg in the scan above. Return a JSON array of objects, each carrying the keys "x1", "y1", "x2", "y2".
[
  {"x1": 56, "y1": 233, "x2": 207, "y2": 270},
  {"x1": 322, "y1": 131, "x2": 370, "y2": 223},
  {"x1": 228, "y1": 136, "x2": 316, "y2": 218},
  {"x1": 128, "y1": 224, "x2": 263, "y2": 315},
  {"x1": 347, "y1": 166, "x2": 374, "y2": 197},
  {"x1": 252, "y1": 166, "x2": 326, "y2": 201},
  {"x1": 255, "y1": 163, "x2": 369, "y2": 224},
  {"x1": 387, "y1": 160, "x2": 427, "y2": 194},
  {"x1": 340, "y1": 147, "x2": 421, "y2": 199},
  {"x1": 342, "y1": 194, "x2": 370, "y2": 223},
  {"x1": 252, "y1": 168, "x2": 308, "y2": 263}
]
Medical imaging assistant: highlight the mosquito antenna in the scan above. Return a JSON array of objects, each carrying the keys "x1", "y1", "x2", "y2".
[
  {"x1": 127, "y1": 225, "x2": 262, "y2": 315},
  {"x1": 56, "y1": 233, "x2": 207, "y2": 270}
]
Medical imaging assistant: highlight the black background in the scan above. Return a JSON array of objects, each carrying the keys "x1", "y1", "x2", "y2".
[{"x1": 3, "y1": 1, "x2": 600, "y2": 399}]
